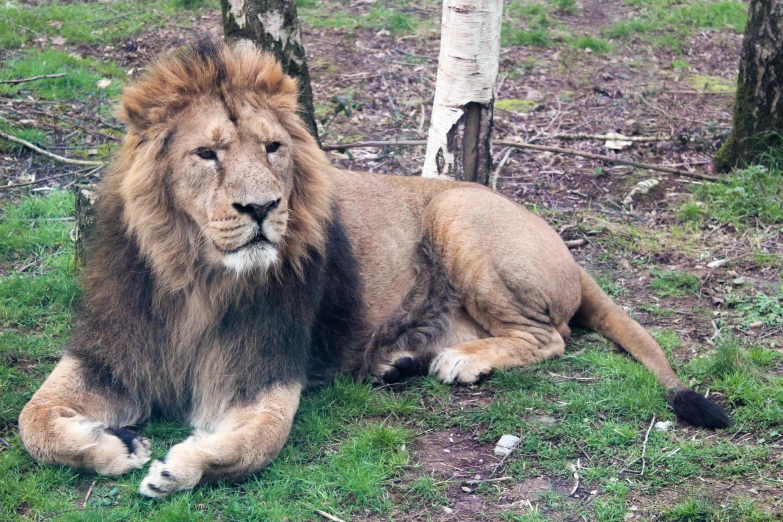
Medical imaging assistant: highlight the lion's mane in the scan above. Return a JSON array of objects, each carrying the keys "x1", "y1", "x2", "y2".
[{"x1": 67, "y1": 41, "x2": 363, "y2": 418}]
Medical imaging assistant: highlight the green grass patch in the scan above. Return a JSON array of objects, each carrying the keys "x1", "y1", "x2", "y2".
[
  {"x1": 650, "y1": 268, "x2": 700, "y2": 297},
  {"x1": 681, "y1": 164, "x2": 783, "y2": 229},
  {"x1": 0, "y1": 49, "x2": 126, "y2": 102},
  {"x1": 602, "y1": 0, "x2": 747, "y2": 51},
  {"x1": 571, "y1": 36, "x2": 613, "y2": 55},
  {"x1": 724, "y1": 288, "x2": 783, "y2": 330},
  {"x1": 299, "y1": 3, "x2": 430, "y2": 35},
  {"x1": 0, "y1": 0, "x2": 216, "y2": 49}
]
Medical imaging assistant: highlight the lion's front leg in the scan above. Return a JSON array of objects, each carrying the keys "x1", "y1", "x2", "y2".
[
  {"x1": 19, "y1": 356, "x2": 150, "y2": 476},
  {"x1": 139, "y1": 383, "x2": 301, "y2": 498}
]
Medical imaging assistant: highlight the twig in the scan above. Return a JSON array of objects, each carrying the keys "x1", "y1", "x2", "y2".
[
  {"x1": 0, "y1": 436, "x2": 9, "y2": 447},
  {"x1": 543, "y1": 132, "x2": 669, "y2": 142},
  {"x1": 81, "y1": 481, "x2": 95, "y2": 509},
  {"x1": 0, "y1": 73, "x2": 65, "y2": 85},
  {"x1": 315, "y1": 509, "x2": 347, "y2": 522},
  {"x1": 1, "y1": 165, "x2": 103, "y2": 191},
  {"x1": 490, "y1": 147, "x2": 513, "y2": 190},
  {"x1": 322, "y1": 139, "x2": 426, "y2": 151},
  {"x1": 0, "y1": 130, "x2": 105, "y2": 166},
  {"x1": 493, "y1": 141, "x2": 719, "y2": 181},
  {"x1": 564, "y1": 238, "x2": 588, "y2": 249},
  {"x1": 641, "y1": 416, "x2": 655, "y2": 476},
  {"x1": 463, "y1": 476, "x2": 513, "y2": 486}
]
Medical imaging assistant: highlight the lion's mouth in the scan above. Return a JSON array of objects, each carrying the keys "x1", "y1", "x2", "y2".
[{"x1": 217, "y1": 231, "x2": 272, "y2": 255}]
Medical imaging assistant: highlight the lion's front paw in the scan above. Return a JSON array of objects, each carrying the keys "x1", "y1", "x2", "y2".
[
  {"x1": 430, "y1": 349, "x2": 493, "y2": 384},
  {"x1": 139, "y1": 448, "x2": 202, "y2": 498},
  {"x1": 93, "y1": 426, "x2": 151, "y2": 476}
]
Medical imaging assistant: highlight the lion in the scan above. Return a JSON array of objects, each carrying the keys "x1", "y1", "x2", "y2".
[{"x1": 18, "y1": 40, "x2": 729, "y2": 498}]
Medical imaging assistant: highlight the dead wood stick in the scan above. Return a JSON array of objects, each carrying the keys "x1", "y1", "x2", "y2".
[
  {"x1": 81, "y1": 481, "x2": 96, "y2": 509},
  {"x1": 315, "y1": 509, "x2": 348, "y2": 522},
  {"x1": 0, "y1": 73, "x2": 65, "y2": 85},
  {"x1": 0, "y1": 130, "x2": 105, "y2": 166},
  {"x1": 322, "y1": 139, "x2": 427, "y2": 151},
  {"x1": 564, "y1": 238, "x2": 588, "y2": 249},
  {"x1": 322, "y1": 139, "x2": 718, "y2": 181},
  {"x1": 490, "y1": 147, "x2": 513, "y2": 190},
  {"x1": 543, "y1": 133, "x2": 669, "y2": 142},
  {"x1": 641, "y1": 415, "x2": 655, "y2": 476},
  {"x1": 463, "y1": 476, "x2": 513, "y2": 486},
  {"x1": 1, "y1": 165, "x2": 103, "y2": 191},
  {"x1": 493, "y1": 141, "x2": 719, "y2": 181}
]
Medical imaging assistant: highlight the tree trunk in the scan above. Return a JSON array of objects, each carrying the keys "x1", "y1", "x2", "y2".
[
  {"x1": 422, "y1": 0, "x2": 503, "y2": 184},
  {"x1": 221, "y1": 0, "x2": 319, "y2": 140},
  {"x1": 715, "y1": 0, "x2": 783, "y2": 171},
  {"x1": 73, "y1": 185, "x2": 98, "y2": 268}
]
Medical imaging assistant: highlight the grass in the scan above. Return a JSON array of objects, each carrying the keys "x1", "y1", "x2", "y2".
[
  {"x1": 680, "y1": 164, "x2": 783, "y2": 230},
  {"x1": 650, "y1": 268, "x2": 701, "y2": 297},
  {"x1": 602, "y1": 0, "x2": 747, "y2": 51},
  {"x1": 0, "y1": 0, "x2": 216, "y2": 49},
  {"x1": 298, "y1": 2, "x2": 431, "y2": 35},
  {"x1": 1, "y1": 192, "x2": 780, "y2": 520}
]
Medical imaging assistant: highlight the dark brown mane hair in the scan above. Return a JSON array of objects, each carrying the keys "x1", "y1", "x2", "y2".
[{"x1": 106, "y1": 39, "x2": 333, "y2": 290}]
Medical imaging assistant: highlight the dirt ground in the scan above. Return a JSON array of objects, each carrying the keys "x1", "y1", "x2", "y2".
[{"x1": 2, "y1": 2, "x2": 782, "y2": 520}]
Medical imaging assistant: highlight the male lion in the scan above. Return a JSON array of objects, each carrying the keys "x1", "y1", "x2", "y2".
[{"x1": 19, "y1": 41, "x2": 729, "y2": 498}]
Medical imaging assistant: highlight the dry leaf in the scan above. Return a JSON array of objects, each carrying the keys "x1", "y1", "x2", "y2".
[
  {"x1": 96, "y1": 79, "x2": 112, "y2": 89},
  {"x1": 51, "y1": 36, "x2": 67, "y2": 46}
]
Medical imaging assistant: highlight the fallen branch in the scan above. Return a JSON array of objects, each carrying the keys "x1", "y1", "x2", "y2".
[
  {"x1": 322, "y1": 139, "x2": 426, "y2": 151},
  {"x1": 0, "y1": 73, "x2": 65, "y2": 85},
  {"x1": 0, "y1": 130, "x2": 105, "y2": 166},
  {"x1": 1, "y1": 165, "x2": 103, "y2": 191},
  {"x1": 315, "y1": 510, "x2": 347, "y2": 522},
  {"x1": 564, "y1": 238, "x2": 588, "y2": 249},
  {"x1": 494, "y1": 141, "x2": 719, "y2": 181},
  {"x1": 543, "y1": 132, "x2": 669, "y2": 142},
  {"x1": 321, "y1": 138, "x2": 719, "y2": 181}
]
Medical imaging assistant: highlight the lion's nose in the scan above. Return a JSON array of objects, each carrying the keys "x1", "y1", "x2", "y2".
[{"x1": 233, "y1": 199, "x2": 281, "y2": 225}]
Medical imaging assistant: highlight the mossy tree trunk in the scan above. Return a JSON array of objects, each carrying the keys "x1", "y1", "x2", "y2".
[
  {"x1": 715, "y1": 0, "x2": 783, "y2": 171},
  {"x1": 221, "y1": 0, "x2": 319, "y2": 141}
]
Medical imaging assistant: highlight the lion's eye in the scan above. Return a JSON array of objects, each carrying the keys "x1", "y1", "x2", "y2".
[
  {"x1": 266, "y1": 142, "x2": 281, "y2": 154},
  {"x1": 196, "y1": 148, "x2": 217, "y2": 160}
]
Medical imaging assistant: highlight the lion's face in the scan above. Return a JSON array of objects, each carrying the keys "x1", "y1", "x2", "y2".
[{"x1": 166, "y1": 98, "x2": 296, "y2": 274}]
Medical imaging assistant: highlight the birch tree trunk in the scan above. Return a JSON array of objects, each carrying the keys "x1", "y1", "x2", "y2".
[
  {"x1": 714, "y1": 0, "x2": 783, "y2": 171},
  {"x1": 422, "y1": 0, "x2": 503, "y2": 184},
  {"x1": 221, "y1": 0, "x2": 319, "y2": 140}
]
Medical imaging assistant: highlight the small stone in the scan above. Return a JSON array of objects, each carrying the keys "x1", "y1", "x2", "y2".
[
  {"x1": 494, "y1": 434, "x2": 521, "y2": 457},
  {"x1": 442, "y1": 506, "x2": 454, "y2": 514},
  {"x1": 526, "y1": 89, "x2": 543, "y2": 101},
  {"x1": 461, "y1": 486, "x2": 473, "y2": 493},
  {"x1": 525, "y1": 415, "x2": 557, "y2": 427},
  {"x1": 732, "y1": 277, "x2": 745, "y2": 285},
  {"x1": 655, "y1": 421, "x2": 672, "y2": 432}
]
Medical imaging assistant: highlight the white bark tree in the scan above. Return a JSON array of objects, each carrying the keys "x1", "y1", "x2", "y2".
[
  {"x1": 422, "y1": 0, "x2": 503, "y2": 184},
  {"x1": 222, "y1": 0, "x2": 319, "y2": 139}
]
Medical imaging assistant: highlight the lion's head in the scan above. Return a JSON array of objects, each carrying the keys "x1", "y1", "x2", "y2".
[{"x1": 106, "y1": 40, "x2": 333, "y2": 290}]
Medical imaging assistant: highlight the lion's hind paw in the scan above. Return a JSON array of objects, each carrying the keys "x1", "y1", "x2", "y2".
[{"x1": 373, "y1": 351, "x2": 428, "y2": 384}]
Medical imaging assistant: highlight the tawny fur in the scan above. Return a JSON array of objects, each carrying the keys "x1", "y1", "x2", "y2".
[{"x1": 19, "y1": 41, "x2": 729, "y2": 499}]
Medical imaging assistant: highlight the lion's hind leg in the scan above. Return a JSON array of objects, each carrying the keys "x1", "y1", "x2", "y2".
[
  {"x1": 430, "y1": 324, "x2": 566, "y2": 384},
  {"x1": 19, "y1": 356, "x2": 150, "y2": 476}
]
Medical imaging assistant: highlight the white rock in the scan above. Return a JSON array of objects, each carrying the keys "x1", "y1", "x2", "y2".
[
  {"x1": 654, "y1": 421, "x2": 672, "y2": 432},
  {"x1": 494, "y1": 434, "x2": 521, "y2": 457}
]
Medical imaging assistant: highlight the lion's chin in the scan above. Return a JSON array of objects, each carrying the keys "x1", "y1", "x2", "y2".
[{"x1": 221, "y1": 242, "x2": 279, "y2": 275}]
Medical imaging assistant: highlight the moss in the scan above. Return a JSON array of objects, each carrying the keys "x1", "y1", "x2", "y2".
[{"x1": 715, "y1": 81, "x2": 783, "y2": 171}]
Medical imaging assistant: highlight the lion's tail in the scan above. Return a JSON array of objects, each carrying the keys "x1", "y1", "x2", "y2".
[{"x1": 574, "y1": 267, "x2": 730, "y2": 429}]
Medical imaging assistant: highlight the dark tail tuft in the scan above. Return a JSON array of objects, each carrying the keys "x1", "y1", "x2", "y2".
[{"x1": 669, "y1": 389, "x2": 731, "y2": 429}]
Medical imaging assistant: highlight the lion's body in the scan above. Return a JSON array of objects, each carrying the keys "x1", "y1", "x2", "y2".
[{"x1": 19, "y1": 41, "x2": 729, "y2": 498}]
